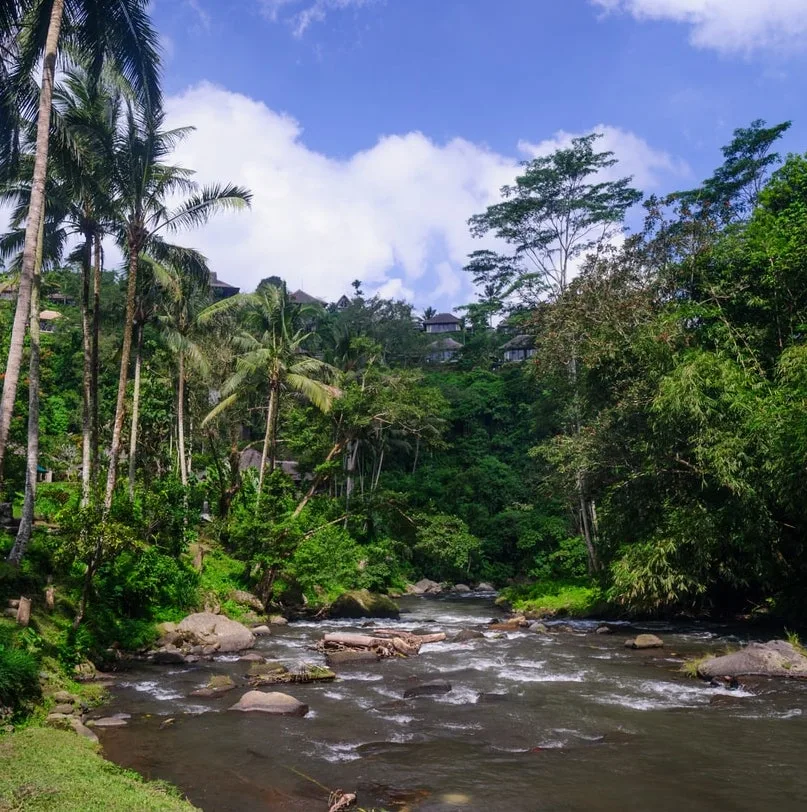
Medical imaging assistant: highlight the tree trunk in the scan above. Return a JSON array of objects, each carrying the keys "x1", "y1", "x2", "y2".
[
  {"x1": 90, "y1": 233, "x2": 102, "y2": 480},
  {"x1": 256, "y1": 384, "x2": 277, "y2": 509},
  {"x1": 292, "y1": 439, "x2": 346, "y2": 519},
  {"x1": 80, "y1": 233, "x2": 93, "y2": 506},
  {"x1": 104, "y1": 239, "x2": 140, "y2": 511},
  {"x1": 127, "y1": 323, "x2": 143, "y2": 500},
  {"x1": 0, "y1": 0, "x2": 65, "y2": 493},
  {"x1": 177, "y1": 352, "x2": 188, "y2": 488},
  {"x1": 8, "y1": 211, "x2": 45, "y2": 566}
]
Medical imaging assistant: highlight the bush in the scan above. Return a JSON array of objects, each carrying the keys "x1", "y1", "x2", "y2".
[
  {"x1": 500, "y1": 579, "x2": 604, "y2": 617},
  {"x1": 0, "y1": 622, "x2": 40, "y2": 717},
  {"x1": 413, "y1": 513, "x2": 481, "y2": 582},
  {"x1": 34, "y1": 482, "x2": 79, "y2": 522},
  {"x1": 289, "y1": 525, "x2": 362, "y2": 603}
]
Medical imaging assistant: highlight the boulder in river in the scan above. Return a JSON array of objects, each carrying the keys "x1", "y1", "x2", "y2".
[
  {"x1": 251, "y1": 625, "x2": 271, "y2": 636},
  {"x1": 403, "y1": 680, "x2": 452, "y2": 698},
  {"x1": 453, "y1": 584, "x2": 471, "y2": 594},
  {"x1": 326, "y1": 649, "x2": 382, "y2": 666},
  {"x1": 529, "y1": 622, "x2": 549, "y2": 634},
  {"x1": 407, "y1": 579, "x2": 443, "y2": 596},
  {"x1": 697, "y1": 640, "x2": 807, "y2": 679},
  {"x1": 191, "y1": 674, "x2": 236, "y2": 697},
  {"x1": 229, "y1": 690, "x2": 309, "y2": 716},
  {"x1": 152, "y1": 644, "x2": 187, "y2": 665},
  {"x1": 229, "y1": 589, "x2": 264, "y2": 612},
  {"x1": 454, "y1": 629, "x2": 485, "y2": 643},
  {"x1": 268, "y1": 615, "x2": 288, "y2": 626},
  {"x1": 625, "y1": 634, "x2": 664, "y2": 650},
  {"x1": 177, "y1": 611, "x2": 255, "y2": 652},
  {"x1": 595, "y1": 625, "x2": 613, "y2": 635},
  {"x1": 329, "y1": 589, "x2": 400, "y2": 619}
]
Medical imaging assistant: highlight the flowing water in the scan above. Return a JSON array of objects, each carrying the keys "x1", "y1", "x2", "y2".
[{"x1": 95, "y1": 596, "x2": 807, "y2": 811}]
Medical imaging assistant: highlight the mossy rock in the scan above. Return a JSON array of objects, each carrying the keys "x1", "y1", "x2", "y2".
[
  {"x1": 329, "y1": 589, "x2": 400, "y2": 619},
  {"x1": 248, "y1": 661, "x2": 288, "y2": 678}
]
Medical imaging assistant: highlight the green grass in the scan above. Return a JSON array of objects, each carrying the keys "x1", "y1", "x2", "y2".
[
  {"x1": 0, "y1": 727, "x2": 198, "y2": 811},
  {"x1": 785, "y1": 629, "x2": 807, "y2": 657},
  {"x1": 499, "y1": 579, "x2": 605, "y2": 618}
]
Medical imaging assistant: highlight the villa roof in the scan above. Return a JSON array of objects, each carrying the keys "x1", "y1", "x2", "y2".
[
  {"x1": 290, "y1": 289, "x2": 326, "y2": 306},
  {"x1": 39, "y1": 310, "x2": 62, "y2": 321},
  {"x1": 501, "y1": 334, "x2": 535, "y2": 350},
  {"x1": 423, "y1": 312, "x2": 461, "y2": 325},
  {"x1": 209, "y1": 272, "x2": 239, "y2": 290}
]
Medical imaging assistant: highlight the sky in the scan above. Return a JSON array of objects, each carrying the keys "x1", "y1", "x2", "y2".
[{"x1": 41, "y1": 1, "x2": 807, "y2": 309}]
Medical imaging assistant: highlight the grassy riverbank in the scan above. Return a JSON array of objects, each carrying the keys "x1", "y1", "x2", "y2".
[
  {"x1": 498, "y1": 579, "x2": 606, "y2": 617},
  {"x1": 0, "y1": 727, "x2": 198, "y2": 811}
]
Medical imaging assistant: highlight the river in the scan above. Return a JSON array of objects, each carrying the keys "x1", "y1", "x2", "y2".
[{"x1": 94, "y1": 595, "x2": 807, "y2": 811}]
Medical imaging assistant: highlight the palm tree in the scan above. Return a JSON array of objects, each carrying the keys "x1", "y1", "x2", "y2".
[
  {"x1": 0, "y1": 0, "x2": 161, "y2": 492},
  {"x1": 157, "y1": 265, "x2": 211, "y2": 491},
  {"x1": 202, "y1": 286, "x2": 337, "y2": 508},
  {"x1": 102, "y1": 102, "x2": 251, "y2": 510}
]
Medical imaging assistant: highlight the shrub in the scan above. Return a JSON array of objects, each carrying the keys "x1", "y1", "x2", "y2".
[
  {"x1": 288, "y1": 525, "x2": 362, "y2": 603},
  {"x1": 0, "y1": 622, "x2": 40, "y2": 717}
]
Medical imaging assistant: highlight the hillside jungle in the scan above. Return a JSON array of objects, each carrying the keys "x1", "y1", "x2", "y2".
[{"x1": 1, "y1": 55, "x2": 807, "y2": 725}]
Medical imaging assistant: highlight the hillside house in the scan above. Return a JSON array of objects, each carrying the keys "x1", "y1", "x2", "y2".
[
  {"x1": 501, "y1": 334, "x2": 536, "y2": 363},
  {"x1": 426, "y1": 336, "x2": 462, "y2": 363},
  {"x1": 39, "y1": 310, "x2": 62, "y2": 334},
  {"x1": 210, "y1": 272, "x2": 239, "y2": 300},
  {"x1": 423, "y1": 312, "x2": 461, "y2": 334}
]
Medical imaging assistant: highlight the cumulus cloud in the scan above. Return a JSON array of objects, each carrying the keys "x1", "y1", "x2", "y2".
[
  {"x1": 591, "y1": 0, "x2": 807, "y2": 53},
  {"x1": 260, "y1": 0, "x2": 381, "y2": 37},
  {"x1": 164, "y1": 82, "x2": 516, "y2": 307},
  {"x1": 160, "y1": 85, "x2": 689, "y2": 308}
]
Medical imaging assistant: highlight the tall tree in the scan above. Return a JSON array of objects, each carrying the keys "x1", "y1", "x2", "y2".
[
  {"x1": 101, "y1": 103, "x2": 250, "y2": 510},
  {"x1": 467, "y1": 133, "x2": 641, "y2": 571},
  {"x1": 0, "y1": 0, "x2": 161, "y2": 493}
]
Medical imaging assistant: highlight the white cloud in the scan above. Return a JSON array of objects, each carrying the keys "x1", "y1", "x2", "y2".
[
  {"x1": 519, "y1": 124, "x2": 690, "y2": 190},
  {"x1": 260, "y1": 0, "x2": 381, "y2": 37},
  {"x1": 591, "y1": 0, "x2": 807, "y2": 53},
  {"x1": 164, "y1": 82, "x2": 516, "y2": 307},
  {"x1": 161, "y1": 85, "x2": 690, "y2": 308}
]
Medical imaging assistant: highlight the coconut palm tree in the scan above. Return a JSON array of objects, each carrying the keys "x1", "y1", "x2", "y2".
[
  {"x1": 202, "y1": 286, "x2": 337, "y2": 509},
  {"x1": 102, "y1": 102, "x2": 251, "y2": 510},
  {"x1": 157, "y1": 264, "x2": 211, "y2": 491},
  {"x1": 0, "y1": 0, "x2": 161, "y2": 492}
]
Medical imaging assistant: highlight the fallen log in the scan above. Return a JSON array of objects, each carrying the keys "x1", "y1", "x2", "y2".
[
  {"x1": 372, "y1": 629, "x2": 447, "y2": 645},
  {"x1": 319, "y1": 629, "x2": 446, "y2": 659}
]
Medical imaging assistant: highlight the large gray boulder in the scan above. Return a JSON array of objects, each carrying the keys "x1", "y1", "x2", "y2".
[
  {"x1": 407, "y1": 579, "x2": 443, "y2": 596},
  {"x1": 177, "y1": 612, "x2": 255, "y2": 653},
  {"x1": 229, "y1": 590, "x2": 264, "y2": 612},
  {"x1": 698, "y1": 640, "x2": 807, "y2": 679},
  {"x1": 625, "y1": 634, "x2": 664, "y2": 650},
  {"x1": 229, "y1": 690, "x2": 309, "y2": 716},
  {"x1": 329, "y1": 589, "x2": 399, "y2": 619}
]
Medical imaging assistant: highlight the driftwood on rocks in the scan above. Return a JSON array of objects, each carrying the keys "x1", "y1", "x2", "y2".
[{"x1": 319, "y1": 630, "x2": 446, "y2": 659}]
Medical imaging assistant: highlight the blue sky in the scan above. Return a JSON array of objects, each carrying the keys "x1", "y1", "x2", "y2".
[{"x1": 148, "y1": 0, "x2": 807, "y2": 310}]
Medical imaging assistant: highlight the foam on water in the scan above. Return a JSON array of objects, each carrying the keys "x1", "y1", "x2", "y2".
[{"x1": 118, "y1": 680, "x2": 183, "y2": 701}]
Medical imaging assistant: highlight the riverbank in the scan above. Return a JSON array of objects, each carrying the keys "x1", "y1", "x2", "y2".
[{"x1": 0, "y1": 727, "x2": 198, "y2": 811}]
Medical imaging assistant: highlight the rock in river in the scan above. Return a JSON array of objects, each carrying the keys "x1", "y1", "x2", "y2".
[
  {"x1": 229, "y1": 690, "x2": 309, "y2": 716},
  {"x1": 403, "y1": 680, "x2": 453, "y2": 698},
  {"x1": 326, "y1": 649, "x2": 382, "y2": 666},
  {"x1": 407, "y1": 579, "x2": 443, "y2": 596},
  {"x1": 625, "y1": 634, "x2": 664, "y2": 650},
  {"x1": 454, "y1": 629, "x2": 485, "y2": 642},
  {"x1": 329, "y1": 589, "x2": 400, "y2": 619},
  {"x1": 698, "y1": 640, "x2": 807, "y2": 679},
  {"x1": 177, "y1": 611, "x2": 255, "y2": 653}
]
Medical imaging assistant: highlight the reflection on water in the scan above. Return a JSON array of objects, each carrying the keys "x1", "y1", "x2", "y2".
[{"x1": 96, "y1": 596, "x2": 807, "y2": 811}]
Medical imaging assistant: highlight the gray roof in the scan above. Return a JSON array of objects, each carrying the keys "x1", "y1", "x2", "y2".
[
  {"x1": 290, "y1": 289, "x2": 326, "y2": 305},
  {"x1": 423, "y1": 312, "x2": 461, "y2": 325},
  {"x1": 501, "y1": 334, "x2": 535, "y2": 351},
  {"x1": 209, "y1": 272, "x2": 239, "y2": 290}
]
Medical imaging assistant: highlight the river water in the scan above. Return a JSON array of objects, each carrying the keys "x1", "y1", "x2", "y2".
[{"x1": 95, "y1": 596, "x2": 807, "y2": 811}]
